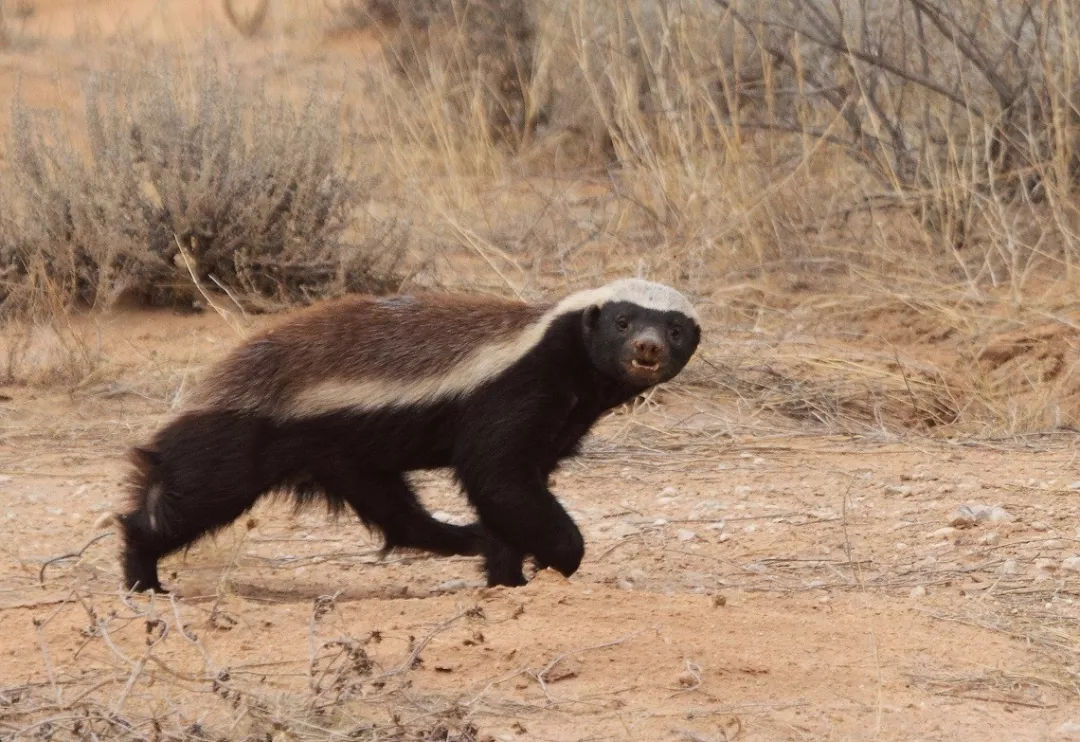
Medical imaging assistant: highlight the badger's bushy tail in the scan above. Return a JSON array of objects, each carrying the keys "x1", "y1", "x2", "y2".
[{"x1": 120, "y1": 446, "x2": 169, "y2": 591}]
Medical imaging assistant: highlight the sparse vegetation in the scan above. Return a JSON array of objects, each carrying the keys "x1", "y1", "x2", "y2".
[
  {"x1": 0, "y1": 53, "x2": 405, "y2": 319},
  {"x1": 1, "y1": 5, "x2": 1079, "y2": 739}
]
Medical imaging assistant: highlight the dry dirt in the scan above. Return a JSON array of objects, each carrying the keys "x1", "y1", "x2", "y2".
[
  {"x1": 1, "y1": 310, "x2": 1079, "y2": 742},
  {"x1": 2, "y1": 2, "x2": 1080, "y2": 740}
]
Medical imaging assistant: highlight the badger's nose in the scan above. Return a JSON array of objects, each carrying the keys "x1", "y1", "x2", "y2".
[{"x1": 633, "y1": 337, "x2": 662, "y2": 363}]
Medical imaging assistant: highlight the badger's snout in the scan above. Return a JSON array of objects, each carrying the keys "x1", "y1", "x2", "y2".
[{"x1": 627, "y1": 327, "x2": 667, "y2": 376}]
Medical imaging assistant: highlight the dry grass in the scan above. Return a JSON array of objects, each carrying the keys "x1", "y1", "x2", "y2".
[{"x1": 0, "y1": 49, "x2": 406, "y2": 319}]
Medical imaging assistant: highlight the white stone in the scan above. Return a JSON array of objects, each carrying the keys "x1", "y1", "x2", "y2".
[
  {"x1": 979, "y1": 531, "x2": 1000, "y2": 546},
  {"x1": 909, "y1": 585, "x2": 927, "y2": 598},
  {"x1": 884, "y1": 484, "x2": 912, "y2": 496},
  {"x1": 1054, "y1": 721, "x2": 1080, "y2": 739},
  {"x1": 677, "y1": 529, "x2": 696, "y2": 542},
  {"x1": 1000, "y1": 559, "x2": 1020, "y2": 575},
  {"x1": 434, "y1": 579, "x2": 468, "y2": 592},
  {"x1": 949, "y1": 504, "x2": 1012, "y2": 527},
  {"x1": 1061, "y1": 556, "x2": 1080, "y2": 572}
]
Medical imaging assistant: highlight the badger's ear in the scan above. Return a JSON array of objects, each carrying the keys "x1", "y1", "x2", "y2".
[{"x1": 582, "y1": 304, "x2": 602, "y2": 336}]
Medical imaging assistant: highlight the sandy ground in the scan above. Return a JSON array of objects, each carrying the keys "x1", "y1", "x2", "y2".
[
  {"x1": 1, "y1": 310, "x2": 1079, "y2": 742},
  {"x1": 1, "y1": 2, "x2": 1079, "y2": 740}
]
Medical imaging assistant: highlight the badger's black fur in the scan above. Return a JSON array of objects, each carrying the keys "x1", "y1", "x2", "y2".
[{"x1": 120, "y1": 279, "x2": 701, "y2": 592}]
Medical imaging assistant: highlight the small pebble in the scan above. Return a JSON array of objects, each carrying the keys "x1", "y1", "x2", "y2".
[
  {"x1": 1062, "y1": 556, "x2": 1080, "y2": 572},
  {"x1": 948, "y1": 504, "x2": 1012, "y2": 527},
  {"x1": 1035, "y1": 558, "x2": 1057, "y2": 573},
  {"x1": 909, "y1": 585, "x2": 927, "y2": 598},
  {"x1": 1055, "y1": 722, "x2": 1080, "y2": 739},
  {"x1": 927, "y1": 526, "x2": 957, "y2": 540},
  {"x1": 1000, "y1": 559, "x2": 1020, "y2": 575},
  {"x1": 677, "y1": 670, "x2": 698, "y2": 687},
  {"x1": 733, "y1": 485, "x2": 751, "y2": 497},
  {"x1": 434, "y1": 579, "x2": 468, "y2": 592},
  {"x1": 1030, "y1": 521, "x2": 1050, "y2": 532},
  {"x1": 979, "y1": 531, "x2": 1000, "y2": 545},
  {"x1": 1068, "y1": 481, "x2": 1080, "y2": 491},
  {"x1": 884, "y1": 484, "x2": 912, "y2": 497},
  {"x1": 677, "y1": 529, "x2": 696, "y2": 542}
]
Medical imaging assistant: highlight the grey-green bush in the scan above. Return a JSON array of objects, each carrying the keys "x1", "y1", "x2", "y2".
[{"x1": 0, "y1": 55, "x2": 404, "y2": 317}]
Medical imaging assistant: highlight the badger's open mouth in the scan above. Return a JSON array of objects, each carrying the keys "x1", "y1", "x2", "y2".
[{"x1": 631, "y1": 359, "x2": 661, "y2": 372}]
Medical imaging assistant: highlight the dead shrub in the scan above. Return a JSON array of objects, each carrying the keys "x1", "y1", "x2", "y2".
[
  {"x1": 358, "y1": 0, "x2": 538, "y2": 147},
  {"x1": 0, "y1": 53, "x2": 406, "y2": 319}
]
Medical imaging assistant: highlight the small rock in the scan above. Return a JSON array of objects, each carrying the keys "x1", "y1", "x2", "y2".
[
  {"x1": 1055, "y1": 721, "x2": 1080, "y2": 739},
  {"x1": 0, "y1": 475, "x2": 13, "y2": 484},
  {"x1": 712, "y1": 594, "x2": 727, "y2": 607},
  {"x1": 677, "y1": 529, "x2": 696, "y2": 542},
  {"x1": 616, "y1": 579, "x2": 634, "y2": 590},
  {"x1": 1061, "y1": 556, "x2": 1080, "y2": 572},
  {"x1": 1031, "y1": 520, "x2": 1051, "y2": 532},
  {"x1": 434, "y1": 578, "x2": 468, "y2": 592},
  {"x1": 733, "y1": 485, "x2": 751, "y2": 497},
  {"x1": 909, "y1": 585, "x2": 927, "y2": 598},
  {"x1": 677, "y1": 670, "x2": 699, "y2": 687},
  {"x1": 927, "y1": 526, "x2": 957, "y2": 540},
  {"x1": 948, "y1": 504, "x2": 1012, "y2": 528},
  {"x1": 1000, "y1": 559, "x2": 1020, "y2": 575},
  {"x1": 884, "y1": 484, "x2": 912, "y2": 497},
  {"x1": 1068, "y1": 481, "x2": 1080, "y2": 491},
  {"x1": 1035, "y1": 558, "x2": 1057, "y2": 573},
  {"x1": 653, "y1": 518, "x2": 668, "y2": 526},
  {"x1": 979, "y1": 531, "x2": 1000, "y2": 545},
  {"x1": 659, "y1": 486, "x2": 678, "y2": 497}
]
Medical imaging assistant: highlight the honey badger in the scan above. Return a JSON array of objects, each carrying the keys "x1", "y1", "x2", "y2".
[{"x1": 120, "y1": 279, "x2": 701, "y2": 592}]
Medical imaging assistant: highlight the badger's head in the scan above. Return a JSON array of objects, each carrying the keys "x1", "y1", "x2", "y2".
[{"x1": 581, "y1": 279, "x2": 701, "y2": 390}]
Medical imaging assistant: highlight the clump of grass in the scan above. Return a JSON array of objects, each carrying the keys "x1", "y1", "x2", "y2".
[{"x1": 0, "y1": 51, "x2": 406, "y2": 319}]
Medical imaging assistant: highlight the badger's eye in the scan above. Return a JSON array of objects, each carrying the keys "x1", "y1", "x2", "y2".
[
  {"x1": 670, "y1": 325, "x2": 682, "y2": 341},
  {"x1": 616, "y1": 316, "x2": 630, "y2": 332}
]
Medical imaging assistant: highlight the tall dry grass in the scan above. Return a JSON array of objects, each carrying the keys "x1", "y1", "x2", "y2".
[
  {"x1": 2, "y1": 0, "x2": 1080, "y2": 431},
  {"x1": 348, "y1": 0, "x2": 1080, "y2": 433}
]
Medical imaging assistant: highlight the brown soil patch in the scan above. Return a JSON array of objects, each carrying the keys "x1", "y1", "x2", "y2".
[{"x1": 2, "y1": 310, "x2": 1079, "y2": 741}]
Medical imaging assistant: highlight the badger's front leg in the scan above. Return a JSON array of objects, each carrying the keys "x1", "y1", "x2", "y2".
[
  {"x1": 455, "y1": 388, "x2": 585, "y2": 585},
  {"x1": 456, "y1": 458, "x2": 585, "y2": 583}
]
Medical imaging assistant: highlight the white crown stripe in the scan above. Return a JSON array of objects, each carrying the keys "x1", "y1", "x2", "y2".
[{"x1": 283, "y1": 280, "x2": 697, "y2": 418}]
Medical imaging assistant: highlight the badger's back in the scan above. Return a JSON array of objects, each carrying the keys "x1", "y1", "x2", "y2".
[{"x1": 191, "y1": 293, "x2": 551, "y2": 416}]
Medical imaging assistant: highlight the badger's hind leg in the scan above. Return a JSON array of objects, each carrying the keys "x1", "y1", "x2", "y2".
[
  {"x1": 315, "y1": 467, "x2": 484, "y2": 558},
  {"x1": 121, "y1": 411, "x2": 272, "y2": 592}
]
